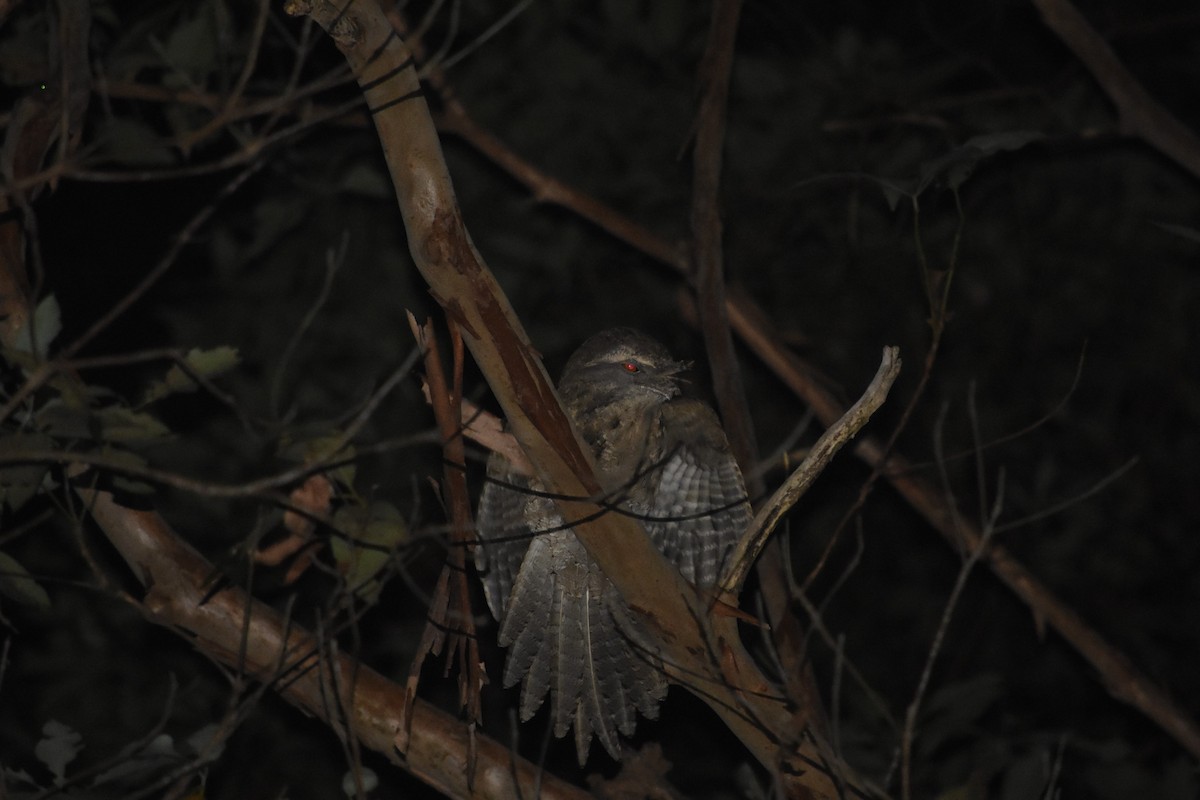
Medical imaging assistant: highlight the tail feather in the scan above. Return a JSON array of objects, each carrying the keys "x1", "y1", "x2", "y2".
[
  {"x1": 489, "y1": 504, "x2": 676, "y2": 763},
  {"x1": 577, "y1": 579, "x2": 624, "y2": 761},
  {"x1": 553, "y1": 568, "x2": 586, "y2": 738},
  {"x1": 607, "y1": 596, "x2": 668, "y2": 721}
]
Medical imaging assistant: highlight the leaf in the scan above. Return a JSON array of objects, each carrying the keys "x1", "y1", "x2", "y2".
[
  {"x1": 0, "y1": 13, "x2": 50, "y2": 87},
  {"x1": 94, "y1": 407, "x2": 172, "y2": 444},
  {"x1": 918, "y1": 673, "x2": 1003, "y2": 756},
  {"x1": 0, "y1": 550, "x2": 51, "y2": 608},
  {"x1": 93, "y1": 733, "x2": 179, "y2": 786},
  {"x1": 186, "y1": 723, "x2": 227, "y2": 758},
  {"x1": 156, "y1": 3, "x2": 219, "y2": 83},
  {"x1": 341, "y1": 767, "x2": 379, "y2": 795},
  {"x1": 279, "y1": 433, "x2": 357, "y2": 489},
  {"x1": 11, "y1": 295, "x2": 61, "y2": 360},
  {"x1": 914, "y1": 130, "x2": 1043, "y2": 196},
  {"x1": 0, "y1": 432, "x2": 55, "y2": 513},
  {"x1": 35, "y1": 400, "x2": 93, "y2": 440},
  {"x1": 2, "y1": 768, "x2": 37, "y2": 788},
  {"x1": 330, "y1": 501, "x2": 407, "y2": 603},
  {"x1": 95, "y1": 447, "x2": 155, "y2": 495},
  {"x1": 112, "y1": 475, "x2": 157, "y2": 495},
  {"x1": 339, "y1": 163, "x2": 392, "y2": 199},
  {"x1": 878, "y1": 177, "x2": 916, "y2": 211},
  {"x1": 98, "y1": 118, "x2": 177, "y2": 167},
  {"x1": 34, "y1": 720, "x2": 83, "y2": 784},
  {"x1": 142, "y1": 346, "x2": 240, "y2": 405}
]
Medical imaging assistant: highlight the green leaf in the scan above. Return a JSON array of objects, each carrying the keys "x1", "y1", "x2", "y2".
[
  {"x1": 279, "y1": 433, "x2": 357, "y2": 489},
  {"x1": 111, "y1": 475, "x2": 157, "y2": 495},
  {"x1": 10, "y1": 295, "x2": 61, "y2": 359},
  {"x1": 96, "y1": 447, "x2": 154, "y2": 494},
  {"x1": 35, "y1": 400, "x2": 93, "y2": 440},
  {"x1": 142, "y1": 346, "x2": 240, "y2": 405},
  {"x1": 94, "y1": 407, "x2": 172, "y2": 444},
  {"x1": 330, "y1": 501, "x2": 407, "y2": 603},
  {"x1": 0, "y1": 550, "x2": 51, "y2": 608}
]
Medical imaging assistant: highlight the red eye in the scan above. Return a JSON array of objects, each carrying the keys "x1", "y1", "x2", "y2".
[{"x1": 622, "y1": 361, "x2": 639, "y2": 373}]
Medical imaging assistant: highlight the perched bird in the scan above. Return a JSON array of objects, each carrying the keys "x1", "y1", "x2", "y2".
[{"x1": 474, "y1": 328, "x2": 751, "y2": 763}]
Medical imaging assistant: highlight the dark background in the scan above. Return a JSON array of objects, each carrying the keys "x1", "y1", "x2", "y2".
[{"x1": 1, "y1": 0, "x2": 1198, "y2": 797}]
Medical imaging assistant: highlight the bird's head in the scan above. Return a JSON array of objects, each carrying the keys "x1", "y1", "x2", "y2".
[{"x1": 559, "y1": 328, "x2": 688, "y2": 410}]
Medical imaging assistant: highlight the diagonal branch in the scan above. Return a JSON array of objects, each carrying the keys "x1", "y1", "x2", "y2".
[
  {"x1": 1032, "y1": 0, "x2": 1200, "y2": 180},
  {"x1": 283, "y1": 1, "x2": 851, "y2": 795},
  {"x1": 73, "y1": 480, "x2": 590, "y2": 800},
  {"x1": 721, "y1": 347, "x2": 901, "y2": 595}
]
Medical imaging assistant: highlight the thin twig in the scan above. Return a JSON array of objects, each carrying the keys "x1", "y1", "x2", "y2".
[
  {"x1": 270, "y1": 233, "x2": 348, "y2": 419},
  {"x1": 0, "y1": 349, "x2": 421, "y2": 500},
  {"x1": 177, "y1": 0, "x2": 272, "y2": 152},
  {"x1": 896, "y1": 403, "x2": 1007, "y2": 799}
]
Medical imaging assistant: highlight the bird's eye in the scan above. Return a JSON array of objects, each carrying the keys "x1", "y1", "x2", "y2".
[{"x1": 622, "y1": 361, "x2": 639, "y2": 373}]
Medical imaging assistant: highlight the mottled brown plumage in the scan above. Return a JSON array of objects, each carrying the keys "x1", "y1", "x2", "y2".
[{"x1": 474, "y1": 328, "x2": 750, "y2": 763}]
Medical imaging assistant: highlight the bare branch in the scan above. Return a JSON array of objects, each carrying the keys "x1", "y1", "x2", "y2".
[
  {"x1": 74, "y1": 483, "x2": 591, "y2": 800},
  {"x1": 398, "y1": 314, "x2": 485, "y2": 772},
  {"x1": 689, "y1": 0, "x2": 755, "y2": 486},
  {"x1": 1032, "y1": 0, "x2": 1200, "y2": 180},
  {"x1": 721, "y1": 347, "x2": 901, "y2": 595}
]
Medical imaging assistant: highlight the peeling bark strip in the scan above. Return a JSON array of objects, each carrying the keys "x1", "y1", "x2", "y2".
[{"x1": 286, "y1": 0, "x2": 856, "y2": 794}]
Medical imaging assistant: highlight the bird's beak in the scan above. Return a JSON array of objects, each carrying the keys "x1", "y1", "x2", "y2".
[{"x1": 663, "y1": 359, "x2": 691, "y2": 377}]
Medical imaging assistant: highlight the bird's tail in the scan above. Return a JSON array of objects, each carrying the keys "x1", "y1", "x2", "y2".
[{"x1": 499, "y1": 530, "x2": 667, "y2": 763}]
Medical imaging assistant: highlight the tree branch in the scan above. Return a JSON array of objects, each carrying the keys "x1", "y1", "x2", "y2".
[
  {"x1": 689, "y1": 0, "x2": 755, "y2": 485},
  {"x1": 1032, "y1": 0, "x2": 1200, "y2": 180},
  {"x1": 284, "y1": 1, "x2": 850, "y2": 794},
  {"x1": 430, "y1": 67, "x2": 1200, "y2": 761},
  {"x1": 73, "y1": 480, "x2": 590, "y2": 800},
  {"x1": 721, "y1": 347, "x2": 901, "y2": 595}
]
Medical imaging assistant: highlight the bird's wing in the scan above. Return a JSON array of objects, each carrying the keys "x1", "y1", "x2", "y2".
[
  {"x1": 641, "y1": 398, "x2": 752, "y2": 588},
  {"x1": 498, "y1": 497, "x2": 667, "y2": 764},
  {"x1": 474, "y1": 451, "x2": 536, "y2": 620}
]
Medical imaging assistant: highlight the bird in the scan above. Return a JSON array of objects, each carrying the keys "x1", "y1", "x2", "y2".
[{"x1": 474, "y1": 327, "x2": 751, "y2": 764}]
